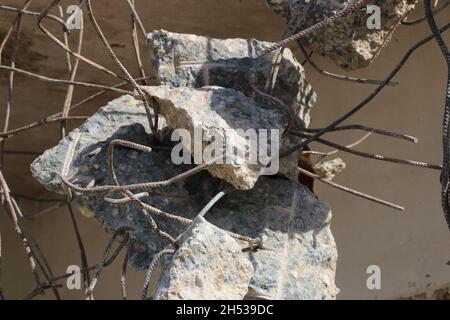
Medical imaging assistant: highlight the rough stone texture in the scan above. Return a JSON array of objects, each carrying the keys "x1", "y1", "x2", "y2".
[
  {"x1": 31, "y1": 95, "x2": 198, "y2": 267},
  {"x1": 267, "y1": 0, "x2": 418, "y2": 70},
  {"x1": 31, "y1": 96, "x2": 338, "y2": 299},
  {"x1": 147, "y1": 29, "x2": 316, "y2": 130},
  {"x1": 147, "y1": 30, "x2": 316, "y2": 182},
  {"x1": 210, "y1": 176, "x2": 338, "y2": 300},
  {"x1": 314, "y1": 158, "x2": 346, "y2": 180},
  {"x1": 142, "y1": 85, "x2": 287, "y2": 190},
  {"x1": 154, "y1": 216, "x2": 254, "y2": 300}
]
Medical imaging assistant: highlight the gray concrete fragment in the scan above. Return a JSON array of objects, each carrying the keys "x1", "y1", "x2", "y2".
[
  {"x1": 147, "y1": 29, "x2": 316, "y2": 130},
  {"x1": 31, "y1": 95, "x2": 197, "y2": 268},
  {"x1": 147, "y1": 30, "x2": 319, "y2": 183},
  {"x1": 154, "y1": 216, "x2": 253, "y2": 300},
  {"x1": 267, "y1": 0, "x2": 418, "y2": 70},
  {"x1": 210, "y1": 176, "x2": 338, "y2": 300},
  {"x1": 314, "y1": 158, "x2": 346, "y2": 180},
  {"x1": 142, "y1": 85, "x2": 287, "y2": 190}
]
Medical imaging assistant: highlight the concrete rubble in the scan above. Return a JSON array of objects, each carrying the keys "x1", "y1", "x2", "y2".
[
  {"x1": 141, "y1": 85, "x2": 287, "y2": 190},
  {"x1": 267, "y1": 0, "x2": 418, "y2": 70},
  {"x1": 147, "y1": 30, "x2": 317, "y2": 182},
  {"x1": 31, "y1": 30, "x2": 339, "y2": 300},
  {"x1": 314, "y1": 158, "x2": 346, "y2": 180},
  {"x1": 154, "y1": 216, "x2": 254, "y2": 300},
  {"x1": 147, "y1": 29, "x2": 316, "y2": 130},
  {"x1": 31, "y1": 95, "x2": 338, "y2": 299}
]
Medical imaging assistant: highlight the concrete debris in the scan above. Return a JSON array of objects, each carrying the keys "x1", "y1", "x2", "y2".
[
  {"x1": 30, "y1": 26, "x2": 342, "y2": 300},
  {"x1": 146, "y1": 29, "x2": 318, "y2": 182},
  {"x1": 147, "y1": 29, "x2": 316, "y2": 130},
  {"x1": 154, "y1": 216, "x2": 254, "y2": 300},
  {"x1": 314, "y1": 158, "x2": 346, "y2": 180},
  {"x1": 267, "y1": 0, "x2": 418, "y2": 70},
  {"x1": 31, "y1": 95, "x2": 338, "y2": 299},
  {"x1": 141, "y1": 85, "x2": 287, "y2": 190}
]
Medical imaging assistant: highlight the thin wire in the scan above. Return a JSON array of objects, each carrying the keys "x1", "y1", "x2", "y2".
[
  {"x1": 279, "y1": 23, "x2": 450, "y2": 159},
  {"x1": 140, "y1": 249, "x2": 175, "y2": 300},
  {"x1": 424, "y1": 0, "x2": 450, "y2": 229},
  {"x1": 257, "y1": 0, "x2": 364, "y2": 56}
]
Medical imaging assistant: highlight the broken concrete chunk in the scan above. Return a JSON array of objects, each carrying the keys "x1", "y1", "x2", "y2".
[
  {"x1": 210, "y1": 177, "x2": 338, "y2": 300},
  {"x1": 314, "y1": 158, "x2": 346, "y2": 180},
  {"x1": 147, "y1": 29, "x2": 316, "y2": 130},
  {"x1": 31, "y1": 96, "x2": 338, "y2": 299},
  {"x1": 268, "y1": 0, "x2": 418, "y2": 70},
  {"x1": 147, "y1": 30, "x2": 319, "y2": 184},
  {"x1": 31, "y1": 95, "x2": 200, "y2": 268},
  {"x1": 142, "y1": 85, "x2": 287, "y2": 190},
  {"x1": 154, "y1": 216, "x2": 253, "y2": 300},
  {"x1": 30, "y1": 94, "x2": 167, "y2": 193}
]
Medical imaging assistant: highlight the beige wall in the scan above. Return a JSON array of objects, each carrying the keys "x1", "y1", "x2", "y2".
[{"x1": 0, "y1": 0, "x2": 449, "y2": 299}]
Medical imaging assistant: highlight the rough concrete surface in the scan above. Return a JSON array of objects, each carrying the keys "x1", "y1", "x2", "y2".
[
  {"x1": 267, "y1": 0, "x2": 419, "y2": 69},
  {"x1": 31, "y1": 95, "x2": 338, "y2": 299},
  {"x1": 154, "y1": 216, "x2": 254, "y2": 300}
]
